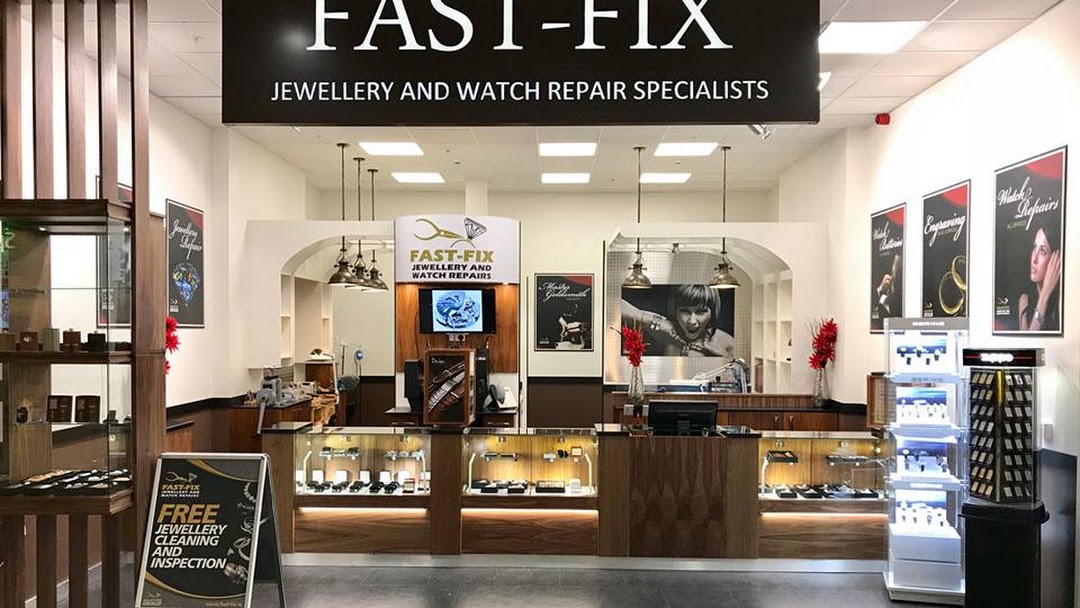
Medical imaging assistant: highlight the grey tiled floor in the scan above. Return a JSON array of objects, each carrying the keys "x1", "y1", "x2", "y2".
[{"x1": 72, "y1": 566, "x2": 953, "y2": 608}]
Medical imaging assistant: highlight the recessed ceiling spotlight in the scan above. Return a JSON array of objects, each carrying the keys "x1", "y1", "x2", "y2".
[
  {"x1": 358, "y1": 142, "x2": 424, "y2": 156},
  {"x1": 640, "y1": 173, "x2": 691, "y2": 184},
  {"x1": 539, "y1": 142, "x2": 598, "y2": 157},
  {"x1": 392, "y1": 172, "x2": 445, "y2": 184},
  {"x1": 655, "y1": 143, "x2": 718, "y2": 157},
  {"x1": 819, "y1": 21, "x2": 927, "y2": 55},
  {"x1": 542, "y1": 172, "x2": 591, "y2": 184}
]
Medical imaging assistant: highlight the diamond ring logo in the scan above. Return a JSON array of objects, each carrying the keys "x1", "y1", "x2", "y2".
[{"x1": 414, "y1": 217, "x2": 487, "y2": 248}]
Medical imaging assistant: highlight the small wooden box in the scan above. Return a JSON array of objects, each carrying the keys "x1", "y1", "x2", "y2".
[
  {"x1": 17, "y1": 331, "x2": 39, "y2": 351},
  {"x1": 423, "y1": 349, "x2": 475, "y2": 427},
  {"x1": 866, "y1": 373, "x2": 888, "y2": 431}
]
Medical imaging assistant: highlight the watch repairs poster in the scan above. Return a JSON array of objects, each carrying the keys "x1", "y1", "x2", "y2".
[
  {"x1": 167, "y1": 200, "x2": 205, "y2": 327},
  {"x1": 136, "y1": 455, "x2": 282, "y2": 608},
  {"x1": 535, "y1": 274, "x2": 593, "y2": 351},
  {"x1": 871, "y1": 204, "x2": 906, "y2": 333},
  {"x1": 993, "y1": 147, "x2": 1067, "y2": 336},
  {"x1": 921, "y1": 182, "x2": 969, "y2": 319}
]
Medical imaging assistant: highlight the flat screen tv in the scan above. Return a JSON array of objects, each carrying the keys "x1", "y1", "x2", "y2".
[
  {"x1": 419, "y1": 288, "x2": 497, "y2": 334},
  {"x1": 648, "y1": 400, "x2": 718, "y2": 436}
]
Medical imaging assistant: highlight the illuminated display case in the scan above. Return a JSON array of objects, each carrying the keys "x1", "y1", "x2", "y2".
[
  {"x1": 0, "y1": 203, "x2": 134, "y2": 500},
  {"x1": 293, "y1": 427, "x2": 432, "y2": 496},
  {"x1": 462, "y1": 428, "x2": 598, "y2": 498},
  {"x1": 962, "y1": 348, "x2": 1042, "y2": 505},
  {"x1": 757, "y1": 432, "x2": 885, "y2": 500},
  {"x1": 884, "y1": 318, "x2": 968, "y2": 605}
]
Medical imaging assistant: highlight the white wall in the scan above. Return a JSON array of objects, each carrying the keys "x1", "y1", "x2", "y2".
[
  {"x1": 314, "y1": 189, "x2": 774, "y2": 378},
  {"x1": 778, "y1": 1, "x2": 1080, "y2": 458}
]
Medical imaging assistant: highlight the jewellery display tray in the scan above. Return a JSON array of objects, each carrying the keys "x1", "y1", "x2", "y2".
[
  {"x1": 462, "y1": 428, "x2": 598, "y2": 500},
  {"x1": 0, "y1": 469, "x2": 132, "y2": 497}
]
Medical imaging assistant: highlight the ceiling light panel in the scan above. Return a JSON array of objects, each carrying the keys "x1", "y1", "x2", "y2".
[
  {"x1": 539, "y1": 142, "x2": 598, "y2": 157},
  {"x1": 392, "y1": 172, "x2": 444, "y2": 183},
  {"x1": 640, "y1": 173, "x2": 691, "y2": 184},
  {"x1": 654, "y1": 143, "x2": 718, "y2": 157},
  {"x1": 359, "y1": 142, "x2": 424, "y2": 156},
  {"x1": 819, "y1": 21, "x2": 927, "y2": 54},
  {"x1": 542, "y1": 173, "x2": 591, "y2": 184}
]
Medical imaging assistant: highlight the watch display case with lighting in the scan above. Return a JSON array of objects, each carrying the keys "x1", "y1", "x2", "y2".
[
  {"x1": 757, "y1": 432, "x2": 885, "y2": 501},
  {"x1": 462, "y1": 428, "x2": 598, "y2": 499},
  {"x1": 294, "y1": 427, "x2": 432, "y2": 497},
  {"x1": 883, "y1": 317, "x2": 969, "y2": 605}
]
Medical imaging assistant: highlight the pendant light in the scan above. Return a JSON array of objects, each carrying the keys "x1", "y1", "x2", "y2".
[
  {"x1": 366, "y1": 167, "x2": 389, "y2": 292},
  {"x1": 347, "y1": 156, "x2": 376, "y2": 290},
  {"x1": 709, "y1": 145, "x2": 741, "y2": 290},
  {"x1": 622, "y1": 146, "x2": 652, "y2": 290},
  {"x1": 328, "y1": 143, "x2": 359, "y2": 287}
]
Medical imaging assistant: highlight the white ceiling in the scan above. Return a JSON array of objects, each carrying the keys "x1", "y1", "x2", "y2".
[{"x1": 44, "y1": 0, "x2": 1064, "y2": 193}]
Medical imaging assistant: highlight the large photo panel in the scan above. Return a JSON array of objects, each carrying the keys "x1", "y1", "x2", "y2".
[
  {"x1": 922, "y1": 182, "x2": 970, "y2": 319},
  {"x1": 620, "y1": 284, "x2": 735, "y2": 358},
  {"x1": 871, "y1": 204, "x2": 906, "y2": 333},
  {"x1": 993, "y1": 147, "x2": 1067, "y2": 336}
]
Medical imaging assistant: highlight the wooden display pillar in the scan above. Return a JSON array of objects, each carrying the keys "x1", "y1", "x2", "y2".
[{"x1": 429, "y1": 432, "x2": 464, "y2": 554}]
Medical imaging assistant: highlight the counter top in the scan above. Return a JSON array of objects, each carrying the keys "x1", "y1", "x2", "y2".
[{"x1": 230, "y1": 396, "x2": 313, "y2": 409}]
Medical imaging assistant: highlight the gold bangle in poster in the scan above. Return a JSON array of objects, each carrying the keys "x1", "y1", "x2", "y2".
[{"x1": 938, "y1": 255, "x2": 967, "y2": 316}]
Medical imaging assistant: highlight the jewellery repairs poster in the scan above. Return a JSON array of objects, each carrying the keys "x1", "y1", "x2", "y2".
[
  {"x1": 620, "y1": 284, "x2": 734, "y2": 358},
  {"x1": 167, "y1": 200, "x2": 205, "y2": 327},
  {"x1": 535, "y1": 274, "x2": 593, "y2": 351},
  {"x1": 871, "y1": 204, "x2": 906, "y2": 333},
  {"x1": 922, "y1": 182, "x2": 969, "y2": 319},
  {"x1": 994, "y1": 147, "x2": 1067, "y2": 336}
]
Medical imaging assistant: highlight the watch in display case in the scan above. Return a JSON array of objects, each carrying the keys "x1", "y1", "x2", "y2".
[
  {"x1": 884, "y1": 318, "x2": 968, "y2": 605},
  {"x1": 462, "y1": 428, "x2": 598, "y2": 499},
  {"x1": 962, "y1": 348, "x2": 1043, "y2": 504},
  {"x1": 757, "y1": 432, "x2": 885, "y2": 501},
  {"x1": 294, "y1": 427, "x2": 432, "y2": 498}
]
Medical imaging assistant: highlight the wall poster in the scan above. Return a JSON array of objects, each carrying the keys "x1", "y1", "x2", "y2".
[
  {"x1": 922, "y1": 182, "x2": 970, "y2": 319},
  {"x1": 534, "y1": 274, "x2": 593, "y2": 351},
  {"x1": 993, "y1": 147, "x2": 1067, "y2": 336},
  {"x1": 620, "y1": 284, "x2": 734, "y2": 358},
  {"x1": 96, "y1": 180, "x2": 133, "y2": 327},
  {"x1": 870, "y1": 204, "x2": 906, "y2": 333},
  {"x1": 167, "y1": 200, "x2": 205, "y2": 327}
]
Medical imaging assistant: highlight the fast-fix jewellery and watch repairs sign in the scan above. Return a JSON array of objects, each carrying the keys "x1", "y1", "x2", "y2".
[
  {"x1": 395, "y1": 215, "x2": 520, "y2": 284},
  {"x1": 136, "y1": 454, "x2": 285, "y2": 608},
  {"x1": 222, "y1": 0, "x2": 820, "y2": 126}
]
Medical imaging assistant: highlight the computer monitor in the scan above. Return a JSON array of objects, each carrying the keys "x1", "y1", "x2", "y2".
[{"x1": 648, "y1": 400, "x2": 718, "y2": 436}]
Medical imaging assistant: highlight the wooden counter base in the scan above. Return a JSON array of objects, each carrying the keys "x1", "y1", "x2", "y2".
[
  {"x1": 294, "y1": 507, "x2": 431, "y2": 554},
  {"x1": 461, "y1": 509, "x2": 597, "y2": 555},
  {"x1": 758, "y1": 498, "x2": 887, "y2": 560}
]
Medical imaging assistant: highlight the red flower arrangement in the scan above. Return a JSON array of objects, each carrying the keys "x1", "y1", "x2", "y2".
[
  {"x1": 808, "y1": 318, "x2": 838, "y2": 370},
  {"x1": 621, "y1": 325, "x2": 646, "y2": 368},
  {"x1": 165, "y1": 316, "x2": 180, "y2": 374}
]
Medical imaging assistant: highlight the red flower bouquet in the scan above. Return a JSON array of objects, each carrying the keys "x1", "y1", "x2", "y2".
[
  {"x1": 808, "y1": 318, "x2": 838, "y2": 370},
  {"x1": 621, "y1": 325, "x2": 646, "y2": 368},
  {"x1": 165, "y1": 316, "x2": 180, "y2": 374}
]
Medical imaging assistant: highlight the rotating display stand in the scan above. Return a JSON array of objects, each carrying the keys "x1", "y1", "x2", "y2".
[{"x1": 883, "y1": 318, "x2": 968, "y2": 605}]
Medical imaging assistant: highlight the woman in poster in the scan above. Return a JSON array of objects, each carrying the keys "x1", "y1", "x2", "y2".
[
  {"x1": 622, "y1": 284, "x2": 735, "y2": 358},
  {"x1": 1017, "y1": 218, "x2": 1062, "y2": 332}
]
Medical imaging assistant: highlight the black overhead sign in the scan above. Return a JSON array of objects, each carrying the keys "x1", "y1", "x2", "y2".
[{"x1": 222, "y1": 0, "x2": 820, "y2": 126}]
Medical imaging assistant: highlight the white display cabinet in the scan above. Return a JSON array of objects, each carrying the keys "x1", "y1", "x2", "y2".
[
  {"x1": 883, "y1": 318, "x2": 968, "y2": 605},
  {"x1": 751, "y1": 270, "x2": 792, "y2": 393}
]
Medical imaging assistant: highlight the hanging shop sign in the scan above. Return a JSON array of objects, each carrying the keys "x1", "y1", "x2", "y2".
[
  {"x1": 136, "y1": 454, "x2": 286, "y2": 608},
  {"x1": 222, "y1": 0, "x2": 820, "y2": 126},
  {"x1": 870, "y1": 204, "x2": 906, "y2": 334},
  {"x1": 921, "y1": 181, "x2": 969, "y2": 320},
  {"x1": 395, "y1": 215, "x2": 520, "y2": 284},
  {"x1": 992, "y1": 147, "x2": 1067, "y2": 336}
]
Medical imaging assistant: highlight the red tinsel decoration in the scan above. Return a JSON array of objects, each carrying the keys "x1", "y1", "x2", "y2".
[
  {"x1": 165, "y1": 316, "x2": 181, "y2": 374},
  {"x1": 808, "y1": 318, "x2": 838, "y2": 370},
  {"x1": 621, "y1": 325, "x2": 646, "y2": 368}
]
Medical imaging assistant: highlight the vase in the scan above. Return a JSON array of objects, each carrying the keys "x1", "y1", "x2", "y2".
[
  {"x1": 628, "y1": 366, "x2": 646, "y2": 418},
  {"x1": 812, "y1": 367, "x2": 830, "y2": 408}
]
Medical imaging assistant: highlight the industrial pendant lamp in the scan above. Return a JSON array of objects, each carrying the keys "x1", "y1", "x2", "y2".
[
  {"x1": 328, "y1": 143, "x2": 359, "y2": 287},
  {"x1": 366, "y1": 168, "x2": 389, "y2": 292},
  {"x1": 348, "y1": 156, "x2": 376, "y2": 290},
  {"x1": 709, "y1": 145, "x2": 741, "y2": 290},
  {"x1": 622, "y1": 146, "x2": 652, "y2": 290}
]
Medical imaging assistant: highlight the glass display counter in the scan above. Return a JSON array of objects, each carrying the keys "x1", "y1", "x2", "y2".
[
  {"x1": 293, "y1": 427, "x2": 431, "y2": 497},
  {"x1": 463, "y1": 428, "x2": 598, "y2": 498},
  {"x1": 757, "y1": 431, "x2": 885, "y2": 500}
]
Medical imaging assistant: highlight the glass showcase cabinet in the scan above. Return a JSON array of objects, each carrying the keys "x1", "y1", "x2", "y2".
[
  {"x1": 463, "y1": 428, "x2": 598, "y2": 497},
  {"x1": 883, "y1": 318, "x2": 969, "y2": 605},
  {"x1": 293, "y1": 427, "x2": 432, "y2": 496}
]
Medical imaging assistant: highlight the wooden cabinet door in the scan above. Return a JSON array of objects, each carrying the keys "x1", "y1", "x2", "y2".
[
  {"x1": 728, "y1": 411, "x2": 784, "y2": 431},
  {"x1": 782, "y1": 411, "x2": 838, "y2": 431}
]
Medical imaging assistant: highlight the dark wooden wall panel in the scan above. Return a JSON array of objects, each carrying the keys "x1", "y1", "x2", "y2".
[
  {"x1": 527, "y1": 379, "x2": 603, "y2": 428},
  {"x1": 461, "y1": 510, "x2": 597, "y2": 555},
  {"x1": 598, "y1": 435, "x2": 630, "y2": 556},
  {"x1": 396, "y1": 284, "x2": 519, "y2": 373},
  {"x1": 429, "y1": 433, "x2": 463, "y2": 554},
  {"x1": 1, "y1": 0, "x2": 22, "y2": 198},
  {"x1": 65, "y1": 0, "x2": 87, "y2": 198},
  {"x1": 32, "y1": 0, "x2": 54, "y2": 198},
  {"x1": 758, "y1": 514, "x2": 886, "y2": 559},
  {"x1": 294, "y1": 509, "x2": 430, "y2": 554},
  {"x1": 351, "y1": 377, "x2": 395, "y2": 426},
  {"x1": 627, "y1": 437, "x2": 758, "y2": 558}
]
